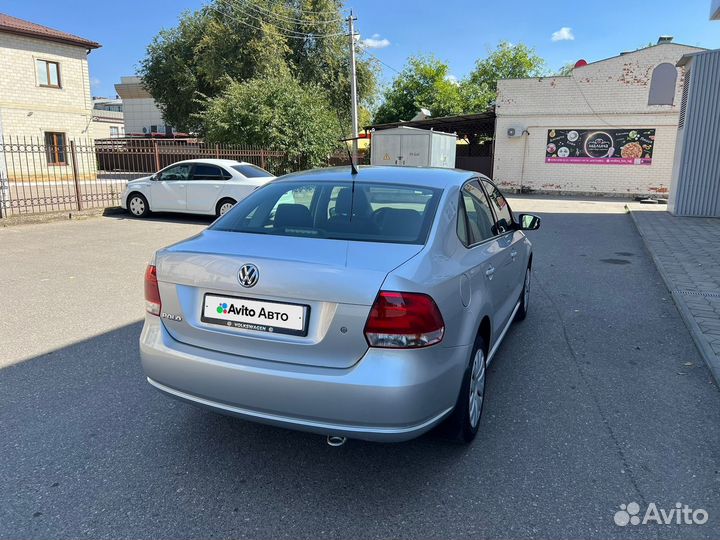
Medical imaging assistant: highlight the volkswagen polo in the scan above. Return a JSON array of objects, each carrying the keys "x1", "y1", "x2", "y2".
[{"x1": 140, "y1": 166, "x2": 540, "y2": 443}]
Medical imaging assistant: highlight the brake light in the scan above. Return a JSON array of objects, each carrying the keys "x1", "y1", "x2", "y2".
[
  {"x1": 364, "y1": 291, "x2": 444, "y2": 348},
  {"x1": 144, "y1": 264, "x2": 161, "y2": 315}
]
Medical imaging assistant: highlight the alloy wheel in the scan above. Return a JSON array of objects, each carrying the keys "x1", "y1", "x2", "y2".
[{"x1": 468, "y1": 348, "x2": 486, "y2": 428}]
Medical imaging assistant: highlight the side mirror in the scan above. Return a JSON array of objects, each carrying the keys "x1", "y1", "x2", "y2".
[{"x1": 517, "y1": 213, "x2": 541, "y2": 231}]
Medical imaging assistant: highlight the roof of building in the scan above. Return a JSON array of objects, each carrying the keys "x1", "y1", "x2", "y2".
[
  {"x1": 677, "y1": 48, "x2": 720, "y2": 67},
  {"x1": 0, "y1": 13, "x2": 100, "y2": 49},
  {"x1": 365, "y1": 111, "x2": 496, "y2": 139},
  {"x1": 115, "y1": 76, "x2": 152, "y2": 99}
]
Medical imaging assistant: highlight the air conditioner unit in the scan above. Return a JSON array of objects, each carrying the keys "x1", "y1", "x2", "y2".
[{"x1": 507, "y1": 126, "x2": 525, "y2": 138}]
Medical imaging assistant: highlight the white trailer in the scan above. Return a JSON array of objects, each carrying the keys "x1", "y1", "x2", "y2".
[{"x1": 370, "y1": 126, "x2": 457, "y2": 168}]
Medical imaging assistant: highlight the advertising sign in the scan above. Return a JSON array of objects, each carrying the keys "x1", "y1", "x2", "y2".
[{"x1": 545, "y1": 128, "x2": 655, "y2": 165}]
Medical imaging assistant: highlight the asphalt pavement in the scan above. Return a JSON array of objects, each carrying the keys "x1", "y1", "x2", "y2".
[{"x1": 1, "y1": 200, "x2": 719, "y2": 539}]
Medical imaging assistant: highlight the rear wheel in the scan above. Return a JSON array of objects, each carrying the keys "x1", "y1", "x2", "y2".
[
  {"x1": 216, "y1": 198, "x2": 236, "y2": 217},
  {"x1": 127, "y1": 193, "x2": 150, "y2": 218},
  {"x1": 515, "y1": 265, "x2": 531, "y2": 321},
  {"x1": 443, "y1": 335, "x2": 487, "y2": 443}
]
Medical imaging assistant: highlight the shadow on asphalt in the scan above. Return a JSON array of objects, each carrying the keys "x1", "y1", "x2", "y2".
[{"x1": 105, "y1": 209, "x2": 216, "y2": 226}]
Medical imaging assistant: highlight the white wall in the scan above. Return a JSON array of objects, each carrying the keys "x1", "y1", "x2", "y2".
[
  {"x1": 493, "y1": 43, "x2": 704, "y2": 196},
  {"x1": 122, "y1": 97, "x2": 166, "y2": 135}
]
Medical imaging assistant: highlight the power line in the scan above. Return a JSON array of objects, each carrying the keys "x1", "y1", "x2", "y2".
[
  {"x1": 208, "y1": 4, "x2": 347, "y2": 39},
  {"x1": 236, "y1": 0, "x2": 344, "y2": 25},
  {"x1": 364, "y1": 50, "x2": 400, "y2": 74}
]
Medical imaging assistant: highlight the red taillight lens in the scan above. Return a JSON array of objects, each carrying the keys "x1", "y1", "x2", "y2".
[
  {"x1": 144, "y1": 264, "x2": 161, "y2": 316},
  {"x1": 364, "y1": 291, "x2": 445, "y2": 348}
]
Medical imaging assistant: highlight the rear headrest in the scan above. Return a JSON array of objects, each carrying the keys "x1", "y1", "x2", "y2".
[
  {"x1": 274, "y1": 204, "x2": 313, "y2": 228},
  {"x1": 334, "y1": 187, "x2": 372, "y2": 219},
  {"x1": 377, "y1": 208, "x2": 423, "y2": 238}
]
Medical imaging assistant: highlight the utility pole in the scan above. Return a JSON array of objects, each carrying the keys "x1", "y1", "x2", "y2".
[{"x1": 348, "y1": 12, "x2": 359, "y2": 163}]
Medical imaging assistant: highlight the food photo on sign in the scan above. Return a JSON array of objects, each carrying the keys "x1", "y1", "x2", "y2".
[{"x1": 545, "y1": 128, "x2": 655, "y2": 165}]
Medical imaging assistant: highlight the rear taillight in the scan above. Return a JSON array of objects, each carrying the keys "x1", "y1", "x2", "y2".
[
  {"x1": 364, "y1": 291, "x2": 445, "y2": 348},
  {"x1": 144, "y1": 264, "x2": 161, "y2": 316}
]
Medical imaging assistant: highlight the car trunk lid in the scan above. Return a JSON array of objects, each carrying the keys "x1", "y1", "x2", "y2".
[{"x1": 154, "y1": 230, "x2": 422, "y2": 369}]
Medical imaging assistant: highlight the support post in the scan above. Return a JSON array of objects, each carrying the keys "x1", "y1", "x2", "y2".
[
  {"x1": 70, "y1": 140, "x2": 82, "y2": 210},
  {"x1": 348, "y1": 12, "x2": 359, "y2": 163}
]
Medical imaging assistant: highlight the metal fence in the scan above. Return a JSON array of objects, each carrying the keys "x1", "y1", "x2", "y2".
[{"x1": 0, "y1": 136, "x2": 305, "y2": 217}]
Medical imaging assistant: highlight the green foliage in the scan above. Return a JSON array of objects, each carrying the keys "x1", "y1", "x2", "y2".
[
  {"x1": 201, "y1": 75, "x2": 341, "y2": 170},
  {"x1": 373, "y1": 42, "x2": 546, "y2": 124},
  {"x1": 556, "y1": 62, "x2": 576, "y2": 76},
  {"x1": 374, "y1": 55, "x2": 462, "y2": 124},
  {"x1": 140, "y1": 0, "x2": 377, "y2": 135}
]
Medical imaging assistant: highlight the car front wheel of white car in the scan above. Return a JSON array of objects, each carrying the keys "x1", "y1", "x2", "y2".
[
  {"x1": 127, "y1": 193, "x2": 150, "y2": 218},
  {"x1": 216, "y1": 198, "x2": 236, "y2": 217}
]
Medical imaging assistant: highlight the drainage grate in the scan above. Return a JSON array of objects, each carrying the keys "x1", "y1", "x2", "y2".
[{"x1": 673, "y1": 289, "x2": 720, "y2": 298}]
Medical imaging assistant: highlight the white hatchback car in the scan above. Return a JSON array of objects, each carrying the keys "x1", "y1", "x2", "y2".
[{"x1": 121, "y1": 159, "x2": 275, "y2": 218}]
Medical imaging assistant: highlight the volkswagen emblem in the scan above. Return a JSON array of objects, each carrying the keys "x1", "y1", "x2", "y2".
[{"x1": 238, "y1": 264, "x2": 259, "y2": 288}]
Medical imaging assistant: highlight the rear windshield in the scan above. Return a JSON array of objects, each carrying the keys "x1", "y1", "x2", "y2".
[
  {"x1": 231, "y1": 164, "x2": 274, "y2": 178},
  {"x1": 211, "y1": 180, "x2": 443, "y2": 245}
]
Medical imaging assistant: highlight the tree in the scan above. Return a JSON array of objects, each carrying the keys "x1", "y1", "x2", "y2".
[
  {"x1": 556, "y1": 62, "x2": 576, "y2": 76},
  {"x1": 373, "y1": 55, "x2": 463, "y2": 124},
  {"x1": 201, "y1": 75, "x2": 341, "y2": 170},
  {"x1": 372, "y1": 43, "x2": 545, "y2": 124},
  {"x1": 462, "y1": 41, "x2": 546, "y2": 110},
  {"x1": 140, "y1": 0, "x2": 377, "y2": 133}
]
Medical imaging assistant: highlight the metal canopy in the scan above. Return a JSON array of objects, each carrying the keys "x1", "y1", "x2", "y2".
[{"x1": 364, "y1": 111, "x2": 496, "y2": 140}]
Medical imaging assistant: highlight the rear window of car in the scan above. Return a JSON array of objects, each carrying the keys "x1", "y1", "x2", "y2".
[
  {"x1": 231, "y1": 164, "x2": 274, "y2": 178},
  {"x1": 211, "y1": 180, "x2": 442, "y2": 245}
]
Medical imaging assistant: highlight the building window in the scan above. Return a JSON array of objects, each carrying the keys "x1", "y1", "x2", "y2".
[
  {"x1": 45, "y1": 132, "x2": 67, "y2": 164},
  {"x1": 648, "y1": 63, "x2": 677, "y2": 106},
  {"x1": 36, "y1": 59, "x2": 61, "y2": 88},
  {"x1": 110, "y1": 126, "x2": 119, "y2": 138}
]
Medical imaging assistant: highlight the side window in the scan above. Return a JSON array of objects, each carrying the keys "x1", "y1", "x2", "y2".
[
  {"x1": 192, "y1": 164, "x2": 225, "y2": 180},
  {"x1": 159, "y1": 164, "x2": 191, "y2": 181},
  {"x1": 481, "y1": 179, "x2": 513, "y2": 234},
  {"x1": 460, "y1": 181, "x2": 496, "y2": 245}
]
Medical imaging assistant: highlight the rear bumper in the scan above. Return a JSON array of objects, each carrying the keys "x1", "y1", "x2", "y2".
[{"x1": 140, "y1": 316, "x2": 469, "y2": 442}]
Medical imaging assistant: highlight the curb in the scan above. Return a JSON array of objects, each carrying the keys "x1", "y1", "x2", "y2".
[
  {"x1": 628, "y1": 207, "x2": 720, "y2": 388},
  {"x1": 0, "y1": 206, "x2": 126, "y2": 228}
]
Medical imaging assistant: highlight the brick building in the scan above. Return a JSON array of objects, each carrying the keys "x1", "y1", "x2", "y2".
[
  {"x1": 0, "y1": 13, "x2": 100, "y2": 140},
  {"x1": 493, "y1": 39, "x2": 704, "y2": 196}
]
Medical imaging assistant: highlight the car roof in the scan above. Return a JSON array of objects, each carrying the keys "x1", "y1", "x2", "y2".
[
  {"x1": 276, "y1": 166, "x2": 478, "y2": 189},
  {"x1": 171, "y1": 158, "x2": 247, "y2": 166}
]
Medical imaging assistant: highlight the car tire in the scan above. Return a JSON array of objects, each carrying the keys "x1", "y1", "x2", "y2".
[
  {"x1": 127, "y1": 193, "x2": 150, "y2": 218},
  {"x1": 515, "y1": 265, "x2": 531, "y2": 321},
  {"x1": 443, "y1": 334, "x2": 487, "y2": 443},
  {"x1": 216, "y1": 198, "x2": 236, "y2": 217}
]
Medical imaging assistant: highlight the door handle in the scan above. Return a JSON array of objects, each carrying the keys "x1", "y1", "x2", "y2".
[
  {"x1": 485, "y1": 266, "x2": 496, "y2": 279},
  {"x1": 510, "y1": 250, "x2": 518, "y2": 260}
]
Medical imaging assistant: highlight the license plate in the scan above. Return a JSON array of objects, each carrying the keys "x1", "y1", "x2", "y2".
[{"x1": 202, "y1": 294, "x2": 309, "y2": 336}]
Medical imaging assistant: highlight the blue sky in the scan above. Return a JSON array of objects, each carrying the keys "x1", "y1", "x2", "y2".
[{"x1": 4, "y1": 0, "x2": 719, "y2": 98}]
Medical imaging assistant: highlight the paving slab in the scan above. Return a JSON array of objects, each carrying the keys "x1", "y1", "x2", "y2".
[{"x1": 628, "y1": 205, "x2": 720, "y2": 387}]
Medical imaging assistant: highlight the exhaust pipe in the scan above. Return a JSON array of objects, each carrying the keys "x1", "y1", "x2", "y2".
[{"x1": 326, "y1": 435, "x2": 347, "y2": 447}]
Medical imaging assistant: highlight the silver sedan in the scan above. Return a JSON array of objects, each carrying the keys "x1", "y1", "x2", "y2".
[{"x1": 140, "y1": 166, "x2": 540, "y2": 443}]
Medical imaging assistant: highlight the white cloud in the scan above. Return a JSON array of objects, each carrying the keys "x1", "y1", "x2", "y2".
[
  {"x1": 551, "y1": 27, "x2": 575, "y2": 42},
  {"x1": 361, "y1": 33, "x2": 391, "y2": 49},
  {"x1": 445, "y1": 74, "x2": 459, "y2": 85},
  {"x1": 90, "y1": 77, "x2": 101, "y2": 86}
]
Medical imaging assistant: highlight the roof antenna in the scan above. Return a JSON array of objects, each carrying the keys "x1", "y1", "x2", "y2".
[{"x1": 345, "y1": 142, "x2": 359, "y2": 176}]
